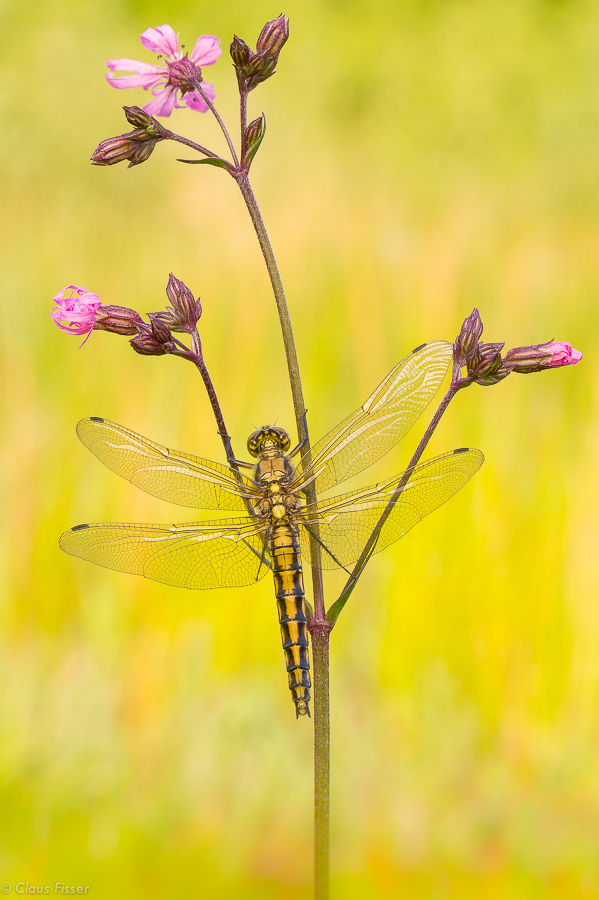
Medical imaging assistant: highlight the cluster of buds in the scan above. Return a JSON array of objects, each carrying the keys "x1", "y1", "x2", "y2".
[
  {"x1": 91, "y1": 106, "x2": 171, "y2": 169},
  {"x1": 453, "y1": 308, "x2": 582, "y2": 388},
  {"x1": 51, "y1": 275, "x2": 203, "y2": 358},
  {"x1": 230, "y1": 14, "x2": 289, "y2": 92},
  {"x1": 151, "y1": 273, "x2": 202, "y2": 334}
]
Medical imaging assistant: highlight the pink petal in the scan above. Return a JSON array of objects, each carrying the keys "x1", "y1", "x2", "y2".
[
  {"x1": 140, "y1": 24, "x2": 180, "y2": 58},
  {"x1": 106, "y1": 58, "x2": 164, "y2": 74},
  {"x1": 189, "y1": 35, "x2": 222, "y2": 66},
  {"x1": 184, "y1": 82, "x2": 215, "y2": 113},
  {"x1": 143, "y1": 86, "x2": 180, "y2": 117},
  {"x1": 106, "y1": 72, "x2": 164, "y2": 90},
  {"x1": 549, "y1": 341, "x2": 583, "y2": 366}
]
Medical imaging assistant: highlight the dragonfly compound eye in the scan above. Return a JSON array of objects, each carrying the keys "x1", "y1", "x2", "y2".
[{"x1": 247, "y1": 426, "x2": 291, "y2": 456}]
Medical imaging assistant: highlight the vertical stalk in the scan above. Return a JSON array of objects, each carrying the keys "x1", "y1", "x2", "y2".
[
  {"x1": 311, "y1": 623, "x2": 331, "y2": 899},
  {"x1": 235, "y1": 177, "x2": 309, "y2": 443},
  {"x1": 234, "y1": 172, "x2": 326, "y2": 614},
  {"x1": 234, "y1": 171, "x2": 329, "y2": 899}
]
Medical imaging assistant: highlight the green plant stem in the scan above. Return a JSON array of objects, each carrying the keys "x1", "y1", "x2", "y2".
[
  {"x1": 311, "y1": 623, "x2": 331, "y2": 900},
  {"x1": 235, "y1": 178, "x2": 309, "y2": 447},
  {"x1": 168, "y1": 132, "x2": 220, "y2": 160},
  {"x1": 235, "y1": 171, "x2": 329, "y2": 898},
  {"x1": 194, "y1": 83, "x2": 240, "y2": 167}
]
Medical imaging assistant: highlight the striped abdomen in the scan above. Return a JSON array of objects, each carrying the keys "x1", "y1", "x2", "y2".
[{"x1": 268, "y1": 522, "x2": 311, "y2": 717}]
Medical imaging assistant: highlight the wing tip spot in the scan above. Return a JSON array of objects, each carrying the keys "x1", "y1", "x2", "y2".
[
  {"x1": 412, "y1": 342, "x2": 427, "y2": 353},
  {"x1": 72, "y1": 523, "x2": 90, "y2": 531},
  {"x1": 90, "y1": 416, "x2": 104, "y2": 423},
  {"x1": 454, "y1": 447, "x2": 469, "y2": 454}
]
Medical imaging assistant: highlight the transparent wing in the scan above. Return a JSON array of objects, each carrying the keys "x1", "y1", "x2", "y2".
[
  {"x1": 291, "y1": 341, "x2": 453, "y2": 494},
  {"x1": 298, "y1": 449, "x2": 483, "y2": 570},
  {"x1": 60, "y1": 517, "x2": 271, "y2": 590},
  {"x1": 76, "y1": 418, "x2": 259, "y2": 512}
]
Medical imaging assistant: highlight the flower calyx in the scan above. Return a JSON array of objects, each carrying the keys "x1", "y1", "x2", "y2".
[
  {"x1": 230, "y1": 14, "x2": 289, "y2": 92},
  {"x1": 94, "y1": 305, "x2": 144, "y2": 335}
]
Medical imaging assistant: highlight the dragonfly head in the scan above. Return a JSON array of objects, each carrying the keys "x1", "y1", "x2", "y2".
[{"x1": 247, "y1": 426, "x2": 291, "y2": 457}]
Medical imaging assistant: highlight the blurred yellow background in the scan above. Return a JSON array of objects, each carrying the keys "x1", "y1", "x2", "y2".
[{"x1": 1, "y1": 0, "x2": 597, "y2": 896}]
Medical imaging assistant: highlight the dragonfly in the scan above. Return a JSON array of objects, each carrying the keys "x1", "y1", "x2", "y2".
[{"x1": 60, "y1": 341, "x2": 483, "y2": 717}]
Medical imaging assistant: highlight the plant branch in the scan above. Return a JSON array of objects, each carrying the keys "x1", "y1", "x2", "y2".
[
  {"x1": 327, "y1": 381, "x2": 462, "y2": 627},
  {"x1": 240, "y1": 86, "x2": 248, "y2": 165},
  {"x1": 194, "y1": 82, "x2": 240, "y2": 167},
  {"x1": 311, "y1": 623, "x2": 331, "y2": 900},
  {"x1": 167, "y1": 132, "x2": 221, "y2": 160},
  {"x1": 234, "y1": 172, "x2": 326, "y2": 615}
]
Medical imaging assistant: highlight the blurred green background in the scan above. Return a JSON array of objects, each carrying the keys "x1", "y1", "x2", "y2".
[{"x1": 1, "y1": 0, "x2": 597, "y2": 896}]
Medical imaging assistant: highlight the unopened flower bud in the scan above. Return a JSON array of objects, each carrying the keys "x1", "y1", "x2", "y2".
[
  {"x1": 230, "y1": 35, "x2": 251, "y2": 68},
  {"x1": 129, "y1": 318, "x2": 174, "y2": 356},
  {"x1": 91, "y1": 107, "x2": 169, "y2": 169},
  {"x1": 122, "y1": 106, "x2": 169, "y2": 136},
  {"x1": 153, "y1": 273, "x2": 202, "y2": 333},
  {"x1": 245, "y1": 115, "x2": 266, "y2": 166},
  {"x1": 504, "y1": 340, "x2": 583, "y2": 374},
  {"x1": 93, "y1": 305, "x2": 144, "y2": 335},
  {"x1": 466, "y1": 341, "x2": 513, "y2": 387},
  {"x1": 454, "y1": 308, "x2": 484, "y2": 367},
  {"x1": 233, "y1": 14, "x2": 290, "y2": 92},
  {"x1": 256, "y1": 14, "x2": 290, "y2": 57},
  {"x1": 91, "y1": 131, "x2": 159, "y2": 168}
]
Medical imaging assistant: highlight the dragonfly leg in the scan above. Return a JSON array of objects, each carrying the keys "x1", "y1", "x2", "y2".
[
  {"x1": 288, "y1": 435, "x2": 308, "y2": 459},
  {"x1": 219, "y1": 432, "x2": 254, "y2": 469}
]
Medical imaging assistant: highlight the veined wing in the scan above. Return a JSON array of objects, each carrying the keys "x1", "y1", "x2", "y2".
[
  {"x1": 60, "y1": 517, "x2": 271, "y2": 590},
  {"x1": 77, "y1": 418, "x2": 260, "y2": 512},
  {"x1": 297, "y1": 448, "x2": 483, "y2": 570},
  {"x1": 291, "y1": 341, "x2": 453, "y2": 495}
]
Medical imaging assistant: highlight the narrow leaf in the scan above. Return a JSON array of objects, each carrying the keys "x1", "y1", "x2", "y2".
[{"x1": 177, "y1": 157, "x2": 233, "y2": 171}]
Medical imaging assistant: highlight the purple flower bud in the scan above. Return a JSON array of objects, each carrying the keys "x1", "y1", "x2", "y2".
[
  {"x1": 230, "y1": 35, "x2": 251, "y2": 68},
  {"x1": 256, "y1": 14, "x2": 290, "y2": 57},
  {"x1": 504, "y1": 340, "x2": 583, "y2": 374},
  {"x1": 232, "y1": 14, "x2": 290, "y2": 92},
  {"x1": 91, "y1": 131, "x2": 160, "y2": 169},
  {"x1": 466, "y1": 342, "x2": 513, "y2": 387},
  {"x1": 122, "y1": 106, "x2": 169, "y2": 136},
  {"x1": 129, "y1": 318, "x2": 174, "y2": 356},
  {"x1": 454, "y1": 308, "x2": 484, "y2": 367},
  {"x1": 91, "y1": 107, "x2": 170, "y2": 169},
  {"x1": 93, "y1": 305, "x2": 144, "y2": 335},
  {"x1": 152, "y1": 274, "x2": 202, "y2": 334}
]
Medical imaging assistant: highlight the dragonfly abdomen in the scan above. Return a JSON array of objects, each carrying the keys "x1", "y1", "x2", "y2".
[{"x1": 268, "y1": 522, "x2": 311, "y2": 718}]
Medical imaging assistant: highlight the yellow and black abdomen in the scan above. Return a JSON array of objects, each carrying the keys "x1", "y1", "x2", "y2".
[{"x1": 268, "y1": 522, "x2": 311, "y2": 717}]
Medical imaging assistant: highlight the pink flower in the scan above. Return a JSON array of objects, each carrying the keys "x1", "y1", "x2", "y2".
[
  {"x1": 51, "y1": 285, "x2": 101, "y2": 346},
  {"x1": 546, "y1": 341, "x2": 583, "y2": 367},
  {"x1": 106, "y1": 25, "x2": 222, "y2": 117},
  {"x1": 504, "y1": 340, "x2": 583, "y2": 374}
]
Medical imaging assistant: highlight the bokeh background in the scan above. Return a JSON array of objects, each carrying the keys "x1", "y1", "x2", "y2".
[{"x1": 1, "y1": 0, "x2": 598, "y2": 896}]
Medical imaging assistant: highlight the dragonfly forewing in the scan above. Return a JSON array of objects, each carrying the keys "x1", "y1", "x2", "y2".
[
  {"x1": 291, "y1": 341, "x2": 453, "y2": 495},
  {"x1": 297, "y1": 448, "x2": 484, "y2": 570}
]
